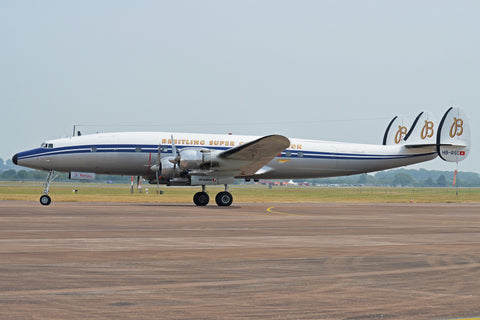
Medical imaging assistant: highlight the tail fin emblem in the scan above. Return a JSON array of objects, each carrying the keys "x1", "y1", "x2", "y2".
[
  {"x1": 395, "y1": 126, "x2": 407, "y2": 144},
  {"x1": 449, "y1": 118, "x2": 464, "y2": 138},
  {"x1": 421, "y1": 121, "x2": 435, "y2": 139}
]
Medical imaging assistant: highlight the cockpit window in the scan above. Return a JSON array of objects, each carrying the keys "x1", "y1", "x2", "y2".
[{"x1": 41, "y1": 143, "x2": 54, "y2": 149}]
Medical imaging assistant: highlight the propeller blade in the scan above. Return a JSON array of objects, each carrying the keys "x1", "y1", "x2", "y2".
[
  {"x1": 156, "y1": 144, "x2": 161, "y2": 193},
  {"x1": 156, "y1": 143, "x2": 161, "y2": 166},
  {"x1": 171, "y1": 134, "x2": 178, "y2": 159},
  {"x1": 170, "y1": 134, "x2": 179, "y2": 179}
]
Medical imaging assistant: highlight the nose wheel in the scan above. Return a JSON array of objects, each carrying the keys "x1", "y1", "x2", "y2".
[
  {"x1": 39, "y1": 170, "x2": 58, "y2": 206},
  {"x1": 40, "y1": 195, "x2": 52, "y2": 206}
]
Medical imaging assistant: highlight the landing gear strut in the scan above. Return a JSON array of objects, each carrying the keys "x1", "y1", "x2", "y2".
[{"x1": 40, "y1": 170, "x2": 58, "y2": 206}]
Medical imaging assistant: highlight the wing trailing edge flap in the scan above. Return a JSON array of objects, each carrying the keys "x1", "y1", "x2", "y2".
[{"x1": 219, "y1": 134, "x2": 290, "y2": 176}]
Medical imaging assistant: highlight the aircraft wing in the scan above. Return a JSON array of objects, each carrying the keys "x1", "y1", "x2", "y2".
[{"x1": 219, "y1": 134, "x2": 290, "y2": 176}]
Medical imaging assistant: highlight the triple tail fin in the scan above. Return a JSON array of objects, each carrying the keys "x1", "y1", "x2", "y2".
[{"x1": 383, "y1": 107, "x2": 470, "y2": 162}]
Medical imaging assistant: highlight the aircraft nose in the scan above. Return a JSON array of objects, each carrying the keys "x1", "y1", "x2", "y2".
[{"x1": 12, "y1": 154, "x2": 18, "y2": 165}]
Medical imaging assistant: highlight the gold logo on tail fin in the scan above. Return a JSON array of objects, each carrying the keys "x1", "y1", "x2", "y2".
[
  {"x1": 449, "y1": 118, "x2": 464, "y2": 138},
  {"x1": 421, "y1": 121, "x2": 434, "y2": 139},
  {"x1": 395, "y1": 126, "x2": 407, "y2": 144}
]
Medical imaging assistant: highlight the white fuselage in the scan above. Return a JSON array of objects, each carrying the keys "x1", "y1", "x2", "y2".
[{"x1": 14, "y1": 131, "x2": 438, "y2": 182}]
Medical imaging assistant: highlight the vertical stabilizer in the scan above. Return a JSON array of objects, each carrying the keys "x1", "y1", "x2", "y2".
[
  {"x1": 437, "y1": 107, "x2": 470, "y2": 162},
  {"x1": 403, "y1": 111, "x2": 437, "y2": 146},
  {"x1": 383, "y1": 115, "x2": 409, "y2": 145}
]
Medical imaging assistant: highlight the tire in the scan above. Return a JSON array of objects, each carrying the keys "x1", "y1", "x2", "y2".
[
  {"x1": 193, "y1": 192, "x2": 209, "y2": 206},
  {"x1": 40, "y1": 195, "x2": 51, "y2": 206},
  {"x1": 215, "y1": 191, "x2": 233, "y2": 207}
]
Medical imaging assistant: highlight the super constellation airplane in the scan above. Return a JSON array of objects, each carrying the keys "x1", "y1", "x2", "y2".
[{"x1": 12, "y1": 107, "x2": 470, "y2": 206}]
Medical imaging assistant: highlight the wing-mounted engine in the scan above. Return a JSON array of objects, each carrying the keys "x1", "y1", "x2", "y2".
[
  {"x1": 177, "y1": 148, "x2": 213, "y2": 171},
  {"x1": 147, "y1": 153, "x2": 187, "y2": 186},
  {"x1": 165, "y1": 148, "x2": 216, "y2": 185},
  {"x1": 147, "y1": 135, "x2": 220, "y2": 186},
  {"x1": 158, "y1": 157, "x2": 177, "y2": 179}
]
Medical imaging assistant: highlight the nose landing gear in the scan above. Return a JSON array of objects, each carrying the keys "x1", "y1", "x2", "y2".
[{"x1": 40, "y1": 170, "x2": 58, "y2": 206}]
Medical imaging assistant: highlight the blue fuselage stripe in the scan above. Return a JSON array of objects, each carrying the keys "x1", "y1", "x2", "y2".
[{"x1": 16, "y1": 144, "x2": 437, "y2": 162}]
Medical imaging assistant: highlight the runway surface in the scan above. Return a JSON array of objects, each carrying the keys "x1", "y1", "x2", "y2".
[{"x1": 1, "y1": 201, "x2": 480, "y2": 319}]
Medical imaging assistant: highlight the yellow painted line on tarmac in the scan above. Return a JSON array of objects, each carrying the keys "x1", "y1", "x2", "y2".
[{"x1": 266, "y1": 206, "x2": 304, "y2": 217}]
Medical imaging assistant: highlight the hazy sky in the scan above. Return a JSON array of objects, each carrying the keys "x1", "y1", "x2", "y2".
[{"x1": 1, "y1": 1, "x2": 478, "y2": 173}]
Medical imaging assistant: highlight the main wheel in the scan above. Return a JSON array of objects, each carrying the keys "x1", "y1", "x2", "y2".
[
  {"x1": 215, "y1": 191, "x2": 233, "y2": 207},
  {"x1": 40, "y1": 195, "x2": 51, "y2": 206},
  {"x1": 193, "y1": 192, "x2": 209, "y2": 206}
]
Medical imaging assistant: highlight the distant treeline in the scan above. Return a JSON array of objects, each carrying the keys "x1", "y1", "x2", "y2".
[
  {"x1": 309, "y1": 168, "x2": 480, "y2": 188},
  {"x1": 1, "y1": 157, "x2": 479, "y2": 187}
]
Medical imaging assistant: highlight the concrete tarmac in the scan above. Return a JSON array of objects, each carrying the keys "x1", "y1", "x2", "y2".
[{"x1": 1, "y1": 201, "x2": 480, "y2": 319}]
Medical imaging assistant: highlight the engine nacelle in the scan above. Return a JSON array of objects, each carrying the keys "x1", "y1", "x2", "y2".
[
  {"x1": 178, "y1": 148, "x2": 211, "y2": 171},
  {"x1": 149, "y1": 148, "x2": 217, "y2": 185},
  {"x1": 159, "y1": 157, "x2": 176, "y2": 178}
]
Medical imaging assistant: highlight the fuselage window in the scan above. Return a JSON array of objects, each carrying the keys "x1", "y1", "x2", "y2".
[
  {"x1": 135, "y1": 147, "x2": 142, "y2": 152},
  {"x1": 285, "y1": 151, "x2": 292, "y2": 157},
  {"x1": 161, "y1": 146, "x2": 169, "y2": 153},
  {"x1": 91, "y1": 147, "x2": 97, "y2": 152},
  {"x1": 297, "y1": 151, "x2": 304, "y2": 158},
  {"x1": 47, "y1": 144, "x2": 53, "y2": 149}
]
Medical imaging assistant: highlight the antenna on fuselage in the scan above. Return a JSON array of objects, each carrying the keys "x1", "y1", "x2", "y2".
[{"x1": 72, "y1": 125, "x2": 82, "y2": 137}]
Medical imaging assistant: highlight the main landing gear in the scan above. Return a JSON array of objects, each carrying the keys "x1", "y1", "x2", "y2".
[
  {"x1": 193, "y1": 184, "x2": 233, "y2": 207},
  {"x1": 40, "y1": 170, "x2": 59, "y2": 206},
  {"x1": 193, "y1": 185, "x2": 210, "y2": 206}
]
